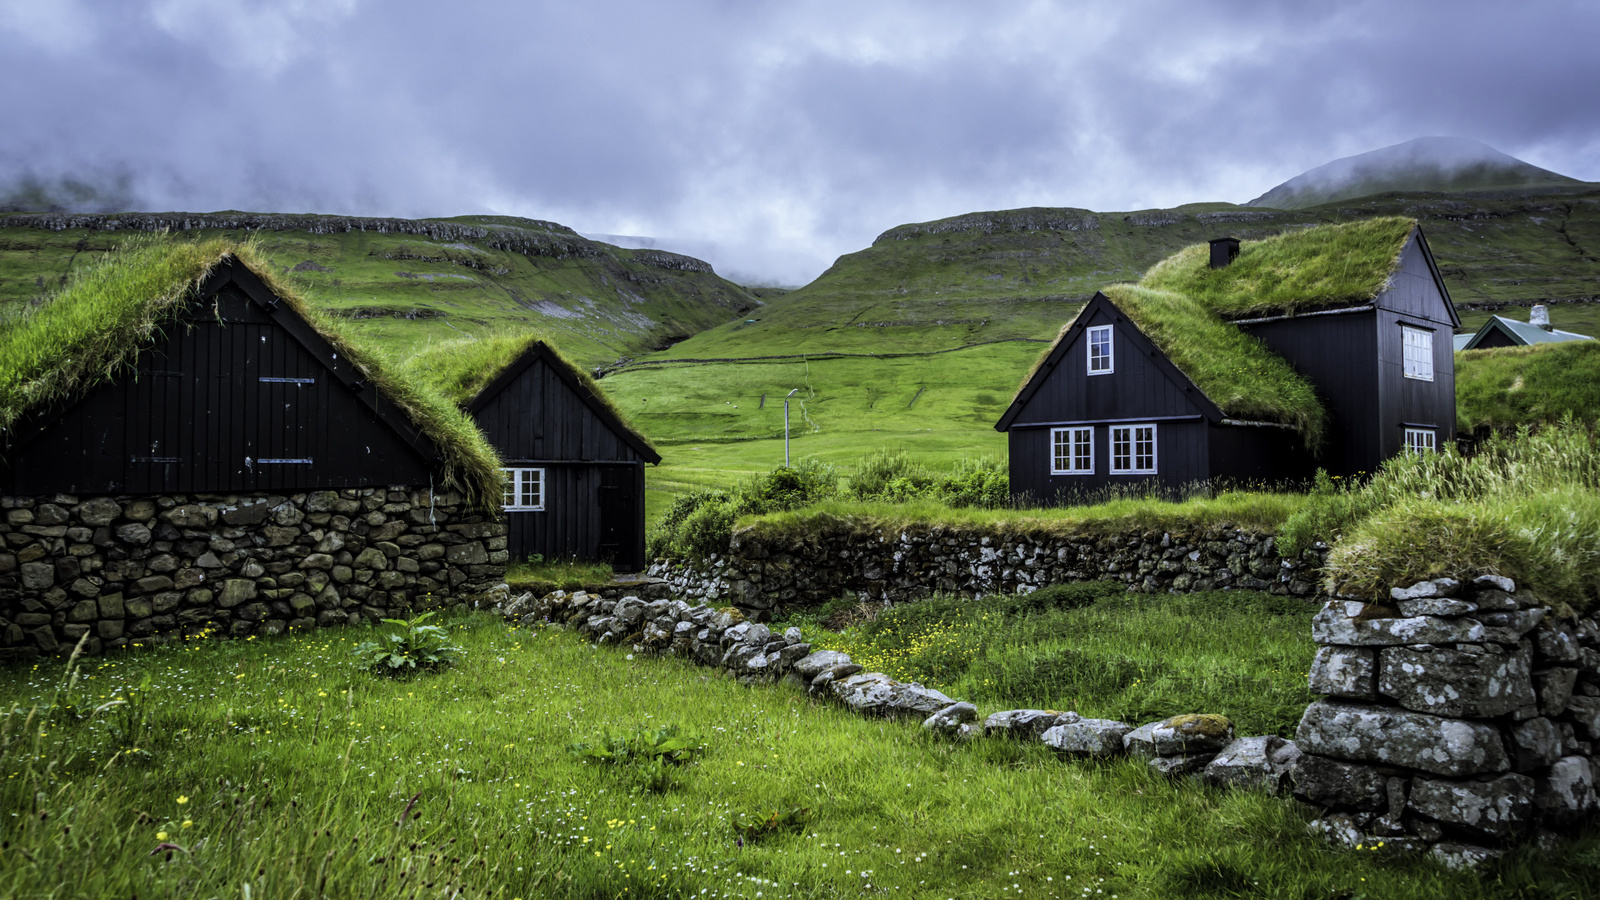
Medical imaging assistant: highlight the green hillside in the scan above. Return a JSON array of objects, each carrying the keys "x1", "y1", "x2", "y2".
[
  {"x1": 602, "y1": 184, "x2": 1600, "y2": 512},
  {"x1": 0, "y1": 212, "x2": 759, "y2": 367}
]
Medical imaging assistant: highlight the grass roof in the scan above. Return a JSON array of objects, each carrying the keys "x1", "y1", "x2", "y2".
[
  {"x1": 1009, "y1": 285, "x2": 1326, "y2": 445},
  {"x1": 401, "y1": 330, "x2": 658, "y2": 456},
  {"x1": 1139, "y1": 216, "x2": 1417, "y2": 319},
  {"x1": 0, "y1": 234, "x2": 506, "y2": 510},
  {"x1": 1456, "y1": 340, "x2": 1600, "y2": 433}
]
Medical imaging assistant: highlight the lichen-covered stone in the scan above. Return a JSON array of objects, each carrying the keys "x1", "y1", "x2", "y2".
[
  {"x1": 1533, "y1": 756, "x2": 1597, "y2": 827},
  {"x1": 1041, "y1": 718, "x2": 1131, "y2": 757},
  {"x1": 1290, "y1": 753, "x2": 1390, "y2": 811},
  {"x1": 1295, "y1": 700, "x2": 1509, "y2": 777},
  {"x1": 1309, "y1": 645, "x2": 1377, "y2": 698},
  {"x1": 985, "y1": 709, "x2": 1075, "y2": 740},
  {"x1": 1202, "y1": 736, "x2": 1300, "y2": 793},
  {"x1": 1151, "y1": 714, "x2": 1234, "y2": 756},
  {"x1": 1409, "y1": 773, "x2": 1535, "y2": 840},
  {"x1": 1376, "y1": 642, "x2": 1534, "y2": 717},
  {"x1": 829, "y1": 672, "x2": 956, "y2": 720}
]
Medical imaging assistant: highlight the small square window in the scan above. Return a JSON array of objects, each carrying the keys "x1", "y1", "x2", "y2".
[
  {"x1": 1087, "y1": 325, "x2": 1113, "y2": 375},
  {"x1": 1404, "y1": 428, "x2": 1437, "y2": 455},
  {"x1": 1051, "y1": 427, "x2": 1093, "y2": 474},
  {"x1": 1402, "y1": 325, "x2": 1434, "y2": 381},
  {"x1": 501, "y1": 467, "x2": 545, "y2": 511},
  {"x1": 1110, "y1": 424, "x2": 1157, "y2": 474}
]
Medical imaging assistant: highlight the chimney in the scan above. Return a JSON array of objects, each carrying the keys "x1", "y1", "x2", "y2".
[
  {"x1": 1530, "y1": 304, "x2": 1552, "y2": 331},
  {"x1": 1209, "y1": 237, "x2": 1241, "y2": 269}
]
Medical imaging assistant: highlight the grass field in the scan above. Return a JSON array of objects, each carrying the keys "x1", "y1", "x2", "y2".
[{"x1": 7, "y1": 607, "x2": 1600, "y2": 899}]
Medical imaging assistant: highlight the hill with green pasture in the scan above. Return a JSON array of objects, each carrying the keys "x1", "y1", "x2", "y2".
[
  {"x1": 1247, "y1": 137, "x2": 1582, "y2": 210},
  {"x1": 0, "y1": 211, "x2": 759, "y2": 367}
]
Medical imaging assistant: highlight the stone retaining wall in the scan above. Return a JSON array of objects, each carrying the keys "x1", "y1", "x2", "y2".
[
  {"x1": 1292, "y1": 575, "x2": 1600, "y2": 867},
  {"x1": 649, "y1": 523, "x2": 1327, "y2": 617},
  {"x1": 0, "y1": 488, "x2": 508, "y2": 661}
]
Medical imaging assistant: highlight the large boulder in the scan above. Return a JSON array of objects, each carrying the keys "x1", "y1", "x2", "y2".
[
  {"x1": 1295, "y1": 700, "x2": 1509, "y2": 777},
  {"x1": 829, "y1": 673, "x2": 956, "y2": 720},
  {"x1": 1122, "y1": 721, "x2": 1161, "y2": 760},
  {"x1": 1376, "y1": 642, "x2": 1535, "y2": 717},
  {"x1": 922, "y1": 702, "x2": 980, "y2": 739},
  {"x1": 1040, "y1": 719, "x2": 1131, "y2": 757},
  {"x1": 1202, "y1": 736, "x2": 1301, "y2": 794},
  {"x1": 1408, "y1": 773, "x2": 1536, "y2": 841}
]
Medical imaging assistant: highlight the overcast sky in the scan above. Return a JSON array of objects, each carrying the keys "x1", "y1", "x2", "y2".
[{"x1": 2, "y1": 0, "x2": 1598, "y2": 285}]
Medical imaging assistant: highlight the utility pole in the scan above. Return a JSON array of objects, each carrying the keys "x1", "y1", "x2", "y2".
[{"x1": 784, "y1": 388, "x2": 799, "y2": 467}]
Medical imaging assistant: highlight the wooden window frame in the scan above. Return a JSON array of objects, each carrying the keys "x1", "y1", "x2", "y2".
[
  {"x1": 1402, "y1": 325, "x2": 1434, "y2": 381},
  {"x1": 501, "y1": 467, "x2": 546, "y2": 511},
  {"x1": 1087, "y1": 325, "x2": 1114, "y2": 375},
  {"x1": 1051, "y1": 426, "x2": 1094, "y2": 475},
  {"x1": 1403, "y1": 427, "x2": 1437, "y2": 455},
  {"x1": 1110, "y1": 424, "x2": 1158, "y2": 474}
]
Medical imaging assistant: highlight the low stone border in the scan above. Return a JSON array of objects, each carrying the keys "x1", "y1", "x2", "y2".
[{"x1": 497, "y1": 584, "x2": 1300, "y2": 795}]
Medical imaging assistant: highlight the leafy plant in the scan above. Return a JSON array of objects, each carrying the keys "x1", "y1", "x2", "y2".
[
  {"x1": 567, "y1": 724, "x2": 707, "y2": 793},
  {"x1": 731, "y1": 806, "x2": 810, "y2": 844},
  {"x1": 351, "y1": 611, "x2": 464, "y2": 675}
]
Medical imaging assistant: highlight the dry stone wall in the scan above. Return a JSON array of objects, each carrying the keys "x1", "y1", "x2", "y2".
[
  {"x1": 0, "y1": 488, "x2": 508, "y2": 661},
  {"x1": 1292, "y1": 575, "x2": 1600, "y2": 868},
  {"x1": 649, "y1": 523, "x2": 1326, "y2": 617}
]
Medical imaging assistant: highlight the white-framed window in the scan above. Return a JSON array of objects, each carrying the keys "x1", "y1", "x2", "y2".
[
  {"x1": 1051, "y1": 426, "x2": 1094, "y2": 474},
  {"x1": 1404, "y1": 428, "x2": 1437, "y2": 455},
  {"x1": 1110, "y1": 424, "x2": 1157, "y2": 474},
  {"x1": 501, "y1": 467, "x2": 545, "y2": 511},
  {"x1": 1087, "y1": 325, "x2": 1113, "y2": 375},
  {"x1": 1402, "y1": 325, "x2": 1434, "y2": 381}
]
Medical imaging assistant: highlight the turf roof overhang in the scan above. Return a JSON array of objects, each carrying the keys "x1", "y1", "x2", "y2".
[
  {"x1": 997, "y1": 287, "x2": 1327, "y2": 446},
  {"x1": 401, "y1": 331, "x2": 661, "y2": 464},
  {"x1": 1139, "y1": 216, "x2": 1419, "y2": 319},
  {"x1": 0, "y1": 235, "x2": 507, "y2": 511}
]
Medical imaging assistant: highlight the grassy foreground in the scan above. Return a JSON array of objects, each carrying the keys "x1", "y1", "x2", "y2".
[{"x1": 5, "y1": 610, "x2": 1600, "y2": 899}]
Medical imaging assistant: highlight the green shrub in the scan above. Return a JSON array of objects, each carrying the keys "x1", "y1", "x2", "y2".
[
  {"x1": 1285, "y1": 420, "x2": 1600, "y2": 606},
  {"x1": 847, "y1": 450, "x2": 1009, "y2": 508},
  {"x1": 848, "y1": 449, "x2": 932, "y2": 500},
  {"x1": 648, "y1": 460, "x2": 838, "y2": 560},
  {"x1": 351, "y1": 612, "x2": 464, "y2": 675},
  {"x1": 937, "y1": 455, "x2": 1010, "y2": 509}
]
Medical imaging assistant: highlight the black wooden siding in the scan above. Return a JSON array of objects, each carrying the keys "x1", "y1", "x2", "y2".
[
  {"x1": 500, "y1": 462, "x2": 646, "y2": 571},
  {"x1": 2, "y1": 278, "x2": 434, "y2": 495},
  {"x1": 469, "y1": 348, "x2": 653, "y2": 571},
  {"x1": 1241, "y1": 310, "x2": 1379, "y2": 477},
  {"x1": 471, "y1": 357, "x2": 650, "y2": 464}
]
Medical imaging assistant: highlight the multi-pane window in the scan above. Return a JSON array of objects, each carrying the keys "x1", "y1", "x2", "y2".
[
  {"x1": 1051, "y1": 427, "x2": 1094, "y2": 474},
  {"x1": 1402, "y1": 325, "x2": 1434, "y2": 381},
  {"x1": 501, "y1": 467, "x2": 545, "y2": 511},
  {"x1": 1087, "y1": 325, "x2": 1113, "y2": 375},
  {"x1": 1110, "y1": 424, "x2": 1157, "y2": 474},
  {"x1": 1404, "y1": 428, "x2": 1437, "y2": 455}
]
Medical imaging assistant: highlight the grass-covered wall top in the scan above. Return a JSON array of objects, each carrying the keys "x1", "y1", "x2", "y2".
[{"x1": 0, "y1": 235, "x2": 506, "y2": 508}]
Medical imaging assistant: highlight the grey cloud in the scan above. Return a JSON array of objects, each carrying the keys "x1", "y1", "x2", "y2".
[{"x1": 2, "y1": 0, "x2": 1598, "y2": 286}]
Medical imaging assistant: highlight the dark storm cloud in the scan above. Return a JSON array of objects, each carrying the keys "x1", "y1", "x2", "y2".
[{"x1": 2, "y1": 0, "x2": 1597, "y2": 285}]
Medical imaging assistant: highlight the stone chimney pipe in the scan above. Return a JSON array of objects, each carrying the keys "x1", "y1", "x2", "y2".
[{"x1": 1531, "y1": 304, "x2": 1551, "y2": 331}]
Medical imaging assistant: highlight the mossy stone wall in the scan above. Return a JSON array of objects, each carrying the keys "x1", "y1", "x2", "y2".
[{"x1": 0, "y1": 488, "x2": 507, "y2": 660}]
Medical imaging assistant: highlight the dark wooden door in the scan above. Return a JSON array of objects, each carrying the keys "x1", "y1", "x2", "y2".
[{"x1": 596, "y1": 466, "x2": 644, "y2": 571}]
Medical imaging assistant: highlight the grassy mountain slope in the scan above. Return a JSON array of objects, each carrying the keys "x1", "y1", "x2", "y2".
[
  {"x1": 1247, "y1": 137, "x2": 1582, "y2": 210},
  {"x1": 0, "y1": 212, "x2": 759, "y2": 367}
]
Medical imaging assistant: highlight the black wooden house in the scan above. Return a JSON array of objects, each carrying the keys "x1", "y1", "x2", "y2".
[
  {"x1": 409, "y1": 336, "x2": 661, "y2": 572},
  {"x1": 996, "y1": 218, "x2": 1458, "y2": 502}
]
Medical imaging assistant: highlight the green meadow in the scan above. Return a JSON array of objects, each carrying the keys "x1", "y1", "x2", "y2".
[{"x1": 7, "y1": 608, "x2": 1600, "y2": 899}]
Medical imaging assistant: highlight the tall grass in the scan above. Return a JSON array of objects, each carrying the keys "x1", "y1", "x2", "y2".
[
  {"x1": 1281, "y1": 420, "x2": 1600, "y2": 606},
  {"x1": 5, "y1": 609, "x2": 1596, "y2": 898},
  {"x1": 782, "y1": 582, "x2": 1318, "y2": 737}
]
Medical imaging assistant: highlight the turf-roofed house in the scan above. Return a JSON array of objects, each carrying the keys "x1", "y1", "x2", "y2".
[
  {"x1": 1453, "y1": 304, "x2": 1593, "y2": 351},
  {"x1": 996, "y1": 218, "x2": 1458, "y2": 502},
  {"x1": 405, "y1": 334, "x2": 661, "y2": 572},
  {"x1": 0, "y1": 238, "x2": 507, "y2": 660}
]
